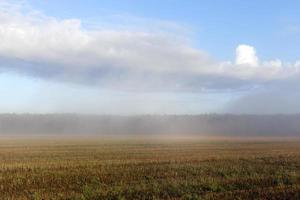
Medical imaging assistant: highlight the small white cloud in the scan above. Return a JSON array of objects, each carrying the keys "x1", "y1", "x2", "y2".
[{"x1": 235, "y1": 44, "x2": 259, "y2": 67}]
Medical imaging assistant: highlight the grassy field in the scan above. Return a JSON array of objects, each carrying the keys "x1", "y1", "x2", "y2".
[{"x1": 0, "y1": 137, "x2": 300, "y2": 200}]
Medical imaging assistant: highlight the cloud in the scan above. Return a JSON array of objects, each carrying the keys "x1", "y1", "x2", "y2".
[
  {"x1": 223, "y1": 74, "x2": 300, "y2": 114},
  {"x1": 0, "y1": 1, "x2": 214, "y2": 72},
  {"x1": 225, "y1": 87, "x2": 300, "y2": 114},
  {"x1": 0, "y1": 1, "x2": 300, "y2": 92},
  {"x1": 235, "y1": 44, "x2": 258, "y2": 67}
]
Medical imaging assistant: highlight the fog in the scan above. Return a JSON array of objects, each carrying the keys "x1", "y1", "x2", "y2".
[{"x1": 0, "y1": 114, "x2": 299, "y2": 137}]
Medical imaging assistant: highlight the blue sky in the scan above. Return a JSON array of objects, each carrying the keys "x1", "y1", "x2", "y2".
[{"x1": 0, "y1": 0, "x2": 300, "y2": 114}]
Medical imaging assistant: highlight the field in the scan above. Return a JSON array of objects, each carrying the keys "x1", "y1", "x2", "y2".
[{"x1": 0, "y1": 137, "x2": 300, "y2": 200}]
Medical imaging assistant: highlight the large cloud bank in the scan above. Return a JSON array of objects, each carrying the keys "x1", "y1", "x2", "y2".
[{"x1": 1, "y1": 1, "x2": 300, "y2": 93}]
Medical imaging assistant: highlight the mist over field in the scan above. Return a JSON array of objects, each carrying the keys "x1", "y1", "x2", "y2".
[{"x1": 0, "y1": 114, "x2": 299, "y2": 137}]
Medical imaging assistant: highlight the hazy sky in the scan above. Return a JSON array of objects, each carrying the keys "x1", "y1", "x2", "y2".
[{"x1": 0, "y1": 0, "x2": 300, "y2": 114}]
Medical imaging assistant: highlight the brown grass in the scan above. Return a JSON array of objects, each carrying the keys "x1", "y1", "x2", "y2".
[{"x1": 0, "y1": 137, "x2": 299, "y2": 199}]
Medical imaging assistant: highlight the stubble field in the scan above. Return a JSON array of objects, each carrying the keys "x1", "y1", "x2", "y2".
[{"x1": 0, "y1": 137, "x2": 300, "y2": 200}]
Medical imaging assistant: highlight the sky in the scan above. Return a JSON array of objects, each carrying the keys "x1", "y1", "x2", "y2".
[{"x1": 0, "y1": 0, "x2": 300, "y2": 114}]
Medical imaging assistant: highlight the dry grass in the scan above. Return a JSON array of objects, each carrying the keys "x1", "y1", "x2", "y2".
[{"x1": 0, "y1": 137, "x2": 299, "y2": 199}]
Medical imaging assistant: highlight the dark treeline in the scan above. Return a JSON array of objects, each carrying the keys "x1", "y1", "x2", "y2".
[{"x1": 0, "y1": 114, "x2": 300, "y2": 136}]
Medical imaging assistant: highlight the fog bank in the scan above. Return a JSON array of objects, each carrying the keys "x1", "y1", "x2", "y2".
[{"x1": 0, "y1": 114, "x2": 300, "y2": 137}]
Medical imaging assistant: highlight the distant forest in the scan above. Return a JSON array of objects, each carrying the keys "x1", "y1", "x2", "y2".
[{"x1": 0, "y1": 114, "x2": 300, "y2": 136}]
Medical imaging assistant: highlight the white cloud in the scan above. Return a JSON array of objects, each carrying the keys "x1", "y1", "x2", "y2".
[
  {"x1": 235, "y1": 44, "x2": 259, "y2": 67},
  {"x1": 0, "y1": 2, "x2": 215, "y2": 75},
  {"x1": 0, "y1": 1, "x2": 300, "y2": 91}
]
